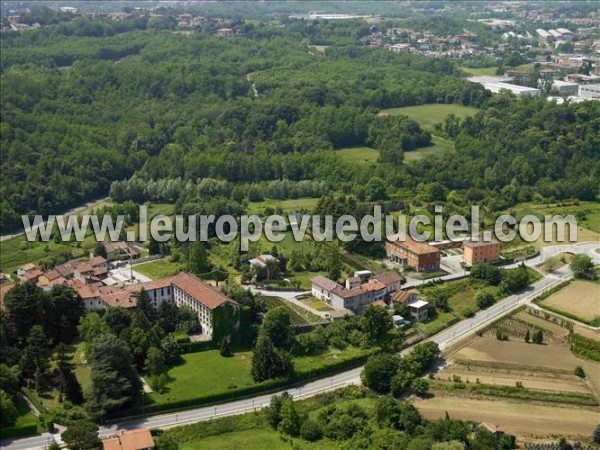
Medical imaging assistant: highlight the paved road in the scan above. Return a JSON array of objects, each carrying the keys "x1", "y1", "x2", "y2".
[
  {"x1": 0, "y1": 197, "x2": 109, "y2": 243},
  {"x1": 1, "y1": 243, "x2": 593, "y2": 450}
]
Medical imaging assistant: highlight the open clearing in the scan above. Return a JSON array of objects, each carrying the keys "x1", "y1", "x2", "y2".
[
  {"x1": 539, "y1": 280, "x2": 600, "y2": 323},
  {"x1": 383, "y1": 104, "x2": 479, "y2": 129},
  {"x1": 424, "y1": 312, "x2": 600, "y2": 439},
  {"x1": 415, "y1": 396, "x2": 599, "y2": 439},
  {"x1": 404, "y1": 135, "x2": 455, "y2": 162},
  {"x1": 135, "y1": 258, "x2": 183, "y2": 279},
  {"x1": 335, "y1": 146, "x2": 379, "y2": 165}
]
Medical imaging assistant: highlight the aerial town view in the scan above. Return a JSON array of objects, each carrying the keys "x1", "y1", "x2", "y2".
[{"x1": 0, "y1": 1, "x2": 599, "y2": 449}]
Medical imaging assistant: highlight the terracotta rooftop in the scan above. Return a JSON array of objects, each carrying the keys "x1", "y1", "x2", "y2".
[
  {"x1": 386, "y1": 234, "x2": 439, "y2": 255},
  {"x1": 0, "y1": 284, "x2": 15, "y2": 309},
  {"x1": 372, "y1": 271, "x2": 402, "y2": 286},
  {"x1": 362, "y1": 280, "x2": 385, "y2": 292},
  {"x1": 311, "y1": 276, "x2": 341, "y2": 292},
  {"x1": 102, "y1": 428, "x2": 154, "y2": 450},
  {"x1": 44, "y1": 269, "x2": 62, "y2": 281},
  {"x1": 171, "y1": 273, "x2": 237, "y2": 310},
  {"x1": 89, "y1": 256, "x2": 107, "y2": 267},
  {"x1": 332, "y1": 286, "x2": 366, "y2": 299},
  {"x1": 391, "y1": 289, "x2": 418, "y2": 303},
  {"x1": 22, "y1": 269, "x2": 43, "y2": 280}
]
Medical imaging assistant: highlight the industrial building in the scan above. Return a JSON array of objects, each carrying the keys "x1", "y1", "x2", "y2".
[{"x1": 550, "y1": 80, "x2": 580, "y2": 95}]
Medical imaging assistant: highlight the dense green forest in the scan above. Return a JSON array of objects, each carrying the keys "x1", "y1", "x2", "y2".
[{"x1": 1, "y1": 16, "x2": 599, "y2": 232}]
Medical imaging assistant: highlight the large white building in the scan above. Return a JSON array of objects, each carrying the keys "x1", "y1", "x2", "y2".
[
  {"x1": 578, "y1": 84, "x2": 600, "y2": 99},
  {"x1": 69, "y1": 272, "x2": 238, "y2": 339}
]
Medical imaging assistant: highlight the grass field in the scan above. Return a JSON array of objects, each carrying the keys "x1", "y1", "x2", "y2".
[
  {"x1": 383, "y1": 104, "x2": 479, "y2": 129},
  {"x1": 298, "y1": 296, "x2": 334, "y2": 312},
  {"x1": 246, "y1": 198, "x2": 319, "y2": 215},
  {"x1": 150, "y1": 347, "x2": 366, "y2": 409},
  {"x1": 539, "y1": 280, "x2": 600, "y2": 324},
  {"x1": 134, "y1": 258, "x2": 183, "y2": 279},
  {"x1": 0, "y1": 397, "x2": 39, "y2": 439},
  {"x1": 459, "y1": 66, "x2": 498, "y2": 76},
  {"x1": 335, "y1": 146, "x2": 379, "y2": 165},
  {"x1": 417, "y1": 267, "x2": 541, "y2": 335},
  {"x1": 150, "y1": 351, "x2": 255, "y2": 407},
  {"x1": 258, "y1": 296, "x2": 323, "y2": 325},
  {"x1": 182, "y1": 429, "x2": 336, "y2": 449},
  {"x1": 403, "y1": 135, "x2": 455, "y2": 163}
]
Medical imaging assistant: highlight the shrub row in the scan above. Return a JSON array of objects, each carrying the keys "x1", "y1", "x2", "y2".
[
  {"x1": 434, "y1": 381, "x2": 598, "y2": 406},
  {"x1": 570, "y1": 333, "x2": 600, "y2": 362},
  {"x1": 0, "y1": 424, "x2": 38, "y2": 439}
]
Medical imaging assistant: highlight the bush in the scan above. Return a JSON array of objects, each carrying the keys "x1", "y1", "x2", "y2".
[
  {"x1": 300, "y1": 418, "x2": 323, "y2": 442},
  {"x1": 573, "y1": 366, "x2": 585, "y2": 378}
]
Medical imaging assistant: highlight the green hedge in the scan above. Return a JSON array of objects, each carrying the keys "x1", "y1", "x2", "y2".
[
  {"x1": 0, "y1": 424, "x2": 38, "y2": 439},
  {"x1": 108, "y1": 348, "x2": 377, "y2": 419}
]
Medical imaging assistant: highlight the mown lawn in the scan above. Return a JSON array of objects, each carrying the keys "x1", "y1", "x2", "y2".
[
  {"x1": 150, "y1": 346, "x2": 367, "y2": 409},
  {"x1": 383, "y1": 104, "x2": 479, "y2": 129},
  {"x1": 134, "y1": 258, "x2": 183, "y2": 279},
  {"x1": 150, "y1": 351, "x2": 255, "y2": 407},
  {"x1": 298, "y1": 296, "x2": 334, "y2": 312},
  {"x1": 0, "y1": 397, "x2": 39, "y2": 439}
]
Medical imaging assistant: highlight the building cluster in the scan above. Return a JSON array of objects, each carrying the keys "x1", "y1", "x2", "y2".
[
  {"x1": 385, "y1": 235, "x2": 501, "y2": 271},
  {"x1": 1, "y1": 243, "x2": 237, "y2": 340},
  {"x1": 310, "y1": 269, "x2": 433, "y2": 324},
  {"x1": 370, "y1": 28, "x2": 482, "y2": 60},
  {"x1": 311, "y1": 271, "x2": 401, "y2": 314}
]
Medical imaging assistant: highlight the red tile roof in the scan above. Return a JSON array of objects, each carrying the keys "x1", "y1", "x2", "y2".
[
  {"x1": 171, "y1": 273, "x2": 237, "y2": 310},
  {"x1": 0, "y1": 284, "x2": 15, "y2": 309},
  {"x1": 386, "y1": 234, "x2": 439, "y2": 255},
  {"x1": 102, "y1": 428, "x2": 154, "y2": 450},
  {"x1": 372, "y1": 271, "x2": 402, "y2": 287}
]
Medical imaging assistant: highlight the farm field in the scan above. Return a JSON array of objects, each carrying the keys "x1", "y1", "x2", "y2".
[
  {"x1": 383, "y1": 104, "x2": 479, "y2": 129},
  {"x1": 414, "y1": 396, "x2": 599, "y2": 439},
  {"x1": 426, "y1": 311, "x2": 600, "y2": 439},
  {"x1": 539, "y1": 280, "x2": 600, "y2": 324}
]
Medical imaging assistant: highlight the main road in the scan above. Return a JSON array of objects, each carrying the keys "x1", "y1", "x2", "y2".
[{"x1": 2, "y1": 257, "x2": 579, "y2": 450}]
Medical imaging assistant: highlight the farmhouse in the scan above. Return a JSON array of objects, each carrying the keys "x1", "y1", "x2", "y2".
[
  {"x1": 310, "y1": 271, "x2": 402, "y2": 314},
  {"x1": 463, "y1": 239, "x2": 501, "y2": 265},
  {"x1": 104, "y1": 241, "x2": 139, "y2": 260},
  {"x1": 385, "y1": 234, "x2": 441, "y2": 272}
]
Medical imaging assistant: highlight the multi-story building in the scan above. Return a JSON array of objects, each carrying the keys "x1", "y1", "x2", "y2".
[
  {"x1": 578, "y1": 83, "x2": 600, "y2": 99},
  {"x1": 385, "y1": 234, "x2": 441, "y2": 272},
  {"x1": 310, "y1": 271, "x2": 402, "y2": 314},
  {"x1": 69, "y1": 272, "x2": 238, "y2": 339},
  {"x1": 463, "y1": 239, "x2": 501, "y2": 265}
]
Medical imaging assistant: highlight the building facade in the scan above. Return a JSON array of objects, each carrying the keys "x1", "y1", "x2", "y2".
[
  {"x1": 385, "y1": 234, "x2": 441, "y2": 272},
  {"x1": 463, "y1": 240, "x2": 502, "y2": 265}
]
